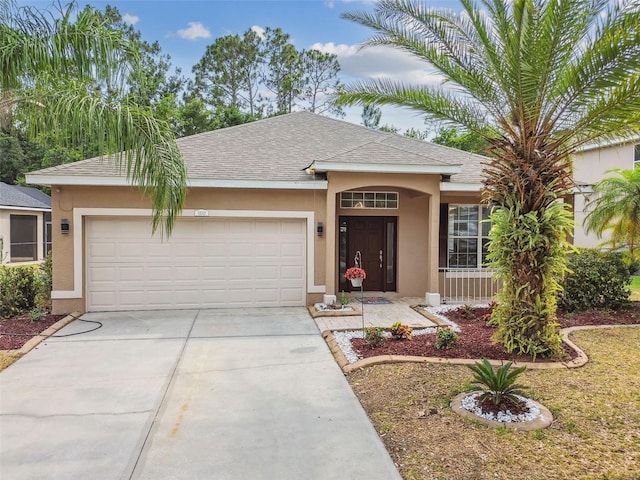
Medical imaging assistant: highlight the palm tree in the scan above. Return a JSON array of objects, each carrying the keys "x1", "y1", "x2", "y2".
[
  {"x1": 337, "y1": 0, "x2": 640, "y2": 357},
  {"x1": 0, "y1": 0, "x2": 186, "y2": 234},
  {"x1": 585, "y1": 167, "x2": 640, "y2": 263}
]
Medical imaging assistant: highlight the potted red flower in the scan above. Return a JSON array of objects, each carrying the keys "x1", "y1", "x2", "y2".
[{"x1": 345, "y1": 267, "x2": 366, "y2": 287}]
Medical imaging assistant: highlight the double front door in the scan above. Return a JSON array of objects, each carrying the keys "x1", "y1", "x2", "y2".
[{"x1": 339, "y1": 216, "x2": 397, "y2": 292}]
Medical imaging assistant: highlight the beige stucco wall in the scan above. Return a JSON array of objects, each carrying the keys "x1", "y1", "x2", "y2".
[
  {"x1": 573, "y1": 143, "x2": 636, "y2": 248},
  {"x1": 51, "y1": 176, "x2": 479, "y2": 313},
  {"x1": 50, "y1": 185, "x2": 327, "y2": 313},
  {"x1": 0, "y1": 208, "x2": 48, "y2": 265},
  {"x1": 325, "y1": 172, "x2": 441, "y2": 298}
]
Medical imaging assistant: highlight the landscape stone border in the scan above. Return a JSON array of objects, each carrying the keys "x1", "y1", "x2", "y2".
[
  {"x1": 450, "y1": 392, "x2": 554, "y2": 431},
  {"x1": 322, "y1": 324, "x2": 640, "y2": 374},
  {"x1": 0, "y1": 312, "x2": 82, "y2": 357}
]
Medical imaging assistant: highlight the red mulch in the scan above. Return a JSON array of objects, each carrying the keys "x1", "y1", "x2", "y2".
[
  {"x1": 0, "y1": 314, "x2": 67, "y2": 350},
  {"x1": 351, "y1": 302, "x2": 640, "y2": 363},
  {"x1": 477, "y1": 396, "x2": 529, "y2": 417}
]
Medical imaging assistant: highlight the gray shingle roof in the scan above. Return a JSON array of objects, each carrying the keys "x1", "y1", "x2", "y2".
[
  {"x1": 27, "y1": 111, "x2": 487, "y2": 185},
  {"x1": 0, "y1": 182, "x2": 51, "y2": 209}
]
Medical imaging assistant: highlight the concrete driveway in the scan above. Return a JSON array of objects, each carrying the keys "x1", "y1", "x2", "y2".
[{"x1": 0, "y1": 308, "x2": 401, "y2": 480}]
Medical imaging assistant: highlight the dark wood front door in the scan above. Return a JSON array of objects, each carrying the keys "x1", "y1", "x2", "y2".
[{"x1": 340, "y1": 216, "x2": 397, "y2": 292}]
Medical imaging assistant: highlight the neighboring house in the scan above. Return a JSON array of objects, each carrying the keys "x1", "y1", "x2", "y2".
[
  {"x1": 26, "y1": 112, "x2": 495, "y2": 314},
  {"x1": 0, "y1": 182, "x2": 52, "y2": 264},
  {"x1": 572, "y1": 139, "x2": 640, "y2": 248}
]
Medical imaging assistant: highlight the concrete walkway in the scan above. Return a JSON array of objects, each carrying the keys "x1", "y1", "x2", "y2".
[
  {"x1": 0, "y1": 308, "x2": 402, "y2": 480},
  {"x1": 313, "y1": 296, "x2": 438, "y2": 332}
]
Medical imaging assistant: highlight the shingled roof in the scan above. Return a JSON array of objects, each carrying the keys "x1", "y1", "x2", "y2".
[
  {"x1": 0, "y1": 182, "x2": 51, "y2": 210},
  {"x1": 27, "y1": 111, "x2": 487, "y2": 187}
]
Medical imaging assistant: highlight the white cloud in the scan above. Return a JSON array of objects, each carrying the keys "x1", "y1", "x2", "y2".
[
  {"x1": 310, "y1": 42, "x2": 445, "y2": 86},
  {"x1": 121, "y1": 13, "x2": 139, "y2": 25},
  {"x1": 250, "y1": 25, "x2": 266, "y2": 39},
  {"x1": 309, "y1": 41, "x2": 443, "y2": 132},
  {"x1": 176, "y1": 22, "x2": 212, "y2": 41}
]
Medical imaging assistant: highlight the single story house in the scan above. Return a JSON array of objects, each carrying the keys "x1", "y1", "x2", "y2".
[
  {"x1": 572, "y1": 139, "x2": 640, "y2": 248},
  {"x1": 27, "y1": 112, "x2": 497, "y2": 314},
  {"x1": 0, "y1": 181, "x2": 51, "y2": 264}
]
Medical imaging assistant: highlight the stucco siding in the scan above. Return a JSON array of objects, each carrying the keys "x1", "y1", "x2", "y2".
[
  {"x1": 327, "y1": 171, "x2": 441, "y2": 297},
  {"x1": 50, "y1": 186, "x2": 326, "y2": 313},
  {"x1": 573, "y1": 143, "x2": 636, "y2": 248}
]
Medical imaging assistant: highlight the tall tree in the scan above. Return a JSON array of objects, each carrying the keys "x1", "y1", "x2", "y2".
[
  {"x1": 431, "y1": 126, "x2": 489, "y2": 154},
  {"x1": 85, "y1": 5, "x2": 185, "y2": 120},
  {"x1": 585, "y1": 167, "x2": 640, "y2": 263},
  {"x1": 338, "y1": 0, "x2": 640, "y2": 357},
  {"x1": 299, "y1": 49, "x2": 344, "y2": 117},
  {"x1": 192, "y1": 29, "x2": 263, "y2": 116},
  {"x1": 361, "y1": 104, "x2": 382, "y2": 129},
  {"x1": 0, "y1": 131, "x2": 24, "y2": 183},
  {"x1": 0, "y1": 1, "x2": 186, "y2": 233},
  {"x1": 262, "y1": 27, "x2": 303, "y2": 115}
]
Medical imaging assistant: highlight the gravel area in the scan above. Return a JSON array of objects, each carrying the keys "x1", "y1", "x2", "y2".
[{"x1": 332, "y1": 306, "x2": 463, "y2": 364}]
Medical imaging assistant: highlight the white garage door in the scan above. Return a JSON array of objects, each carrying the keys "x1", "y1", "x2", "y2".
[{"x1": 86, "y1": 217, "x2": 306, "y2": 311}]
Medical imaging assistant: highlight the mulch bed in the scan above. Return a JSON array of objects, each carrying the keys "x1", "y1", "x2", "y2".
[
  {"x1": 351, "y1": 302, "x2": 640, "y2": 363},
  {"x1": 0, "y1": 314, "x2": 67, "y2": 350}
]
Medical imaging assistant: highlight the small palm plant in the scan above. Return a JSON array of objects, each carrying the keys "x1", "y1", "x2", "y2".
[{"x1": 468, "y1": 359, "x2": 528, "y2": 406}]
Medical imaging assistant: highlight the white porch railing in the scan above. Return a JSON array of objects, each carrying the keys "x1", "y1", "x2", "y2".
[{"x1": 438, "y1": 268, "x2": 502, "y2": 304}]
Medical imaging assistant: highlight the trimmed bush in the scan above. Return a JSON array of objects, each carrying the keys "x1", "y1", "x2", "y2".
[
  {"x1": 0, "y1": 265, "x2": 41, "y2": 318},
  {"x1": 558, "y1": 249, "x2": 631, "y2": 312},
  {"x1": 435, "y1": 327, "x2": 459, "y2": 350}
]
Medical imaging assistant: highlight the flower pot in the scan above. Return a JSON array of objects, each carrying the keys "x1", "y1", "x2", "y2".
[{"x1": 350, "y1": 277, "x2": 364, "y2": 287}]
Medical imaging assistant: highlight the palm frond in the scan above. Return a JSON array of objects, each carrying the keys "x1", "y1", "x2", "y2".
[
  {"x1": 15, "y1": 81, "x2": 187, "y2": 235},
  {"x1": 0, "y1": 1, "x2": 185, "y2": 234}
]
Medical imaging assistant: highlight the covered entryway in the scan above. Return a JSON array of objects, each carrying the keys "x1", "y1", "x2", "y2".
[
  {"x1": 85, "y1": 217, "x2": 306, "y2": 311},
  {"x1": 339, "y1": 216, "x2": 397, "y2": 292}
]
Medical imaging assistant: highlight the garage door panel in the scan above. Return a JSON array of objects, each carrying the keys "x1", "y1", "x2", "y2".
[
  {"x1": 147, "y1": 266, "x2": 175, "y2": 281},
  {"x1": 88, "y1": 242, "x2": 117, "y2": 259},
  {"x1": 119, "y1": 267, "x2": 145, "y2": 282},
  {"x1": 281, "y1": 265, "x2": 304, "y2": 281},
  {"x1": 281, "y1": 288, "x2": 305, "y2": 302},
  {"x1": 254, "y1": 244, "x2": 279, "y2": 257},
  {"x1": 88, "y1": 265, "x2": 116, "y2": 282},
  {"x1": 254, "y1": 266, "x2": 277, "y2": 279},
  {"x1": 86, "y1": 217, "x2": 307, "y2": 311}
]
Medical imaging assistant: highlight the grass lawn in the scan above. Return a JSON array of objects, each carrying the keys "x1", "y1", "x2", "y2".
[
  {"x1": 0, "y1": 352, "x2": 21, "y2": 371},
  {"x1": 348, "y1": 327, "x2": 640, "y2": 480},
  {"x1": 631, "y1": 276, "x2": 640, "y2": 301}
]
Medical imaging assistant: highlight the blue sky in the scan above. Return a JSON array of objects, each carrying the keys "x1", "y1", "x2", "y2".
[{"x1": 21, "y1": 0, "x2": 461, "y2": 131}]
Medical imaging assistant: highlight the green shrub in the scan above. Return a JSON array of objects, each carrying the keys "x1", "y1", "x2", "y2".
[
  {"x1": 558, "y1": 248, "x2": 631, "y2": 312},
  {"x1": 35, "y1": 252, "x2": 52, "y2": 309},
  {"x1": 29, "y1": 306, "x2": 45, "y2": 321},
  {"x1": 364, "y1": 327, "x2": 386, "y2": 347},
  {"x1": 0, "y1": 265, "x2": 41, "y2": 318},
  {"x1": 468, "y1": 359, "x2": 528, "y2": 406},
  {"x1": 339, "y1": 290, "x2": 349, "y2": 306},
  {"x1": 435, "y1": 327, "x2": 459, "y2": 350}
]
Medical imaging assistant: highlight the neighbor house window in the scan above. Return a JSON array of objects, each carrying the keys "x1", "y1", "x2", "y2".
[
  {"x1": 340, "y1": 191, "x2": 398, "y2": 209},
  {"x1": 447, "y1": 205, "x2": 492, "y2": 268},
  {"x1": 10, "y1": 214, "x2": 37, "y2": 262},
  {"x1": 44, "y1": 212, "x2": 52, "y2": 256},
  {"x1": 635, "y1": 144, "x2": 640, "y2": 168}
]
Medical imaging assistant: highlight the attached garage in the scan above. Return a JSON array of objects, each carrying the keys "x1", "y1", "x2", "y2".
[{"x1": 85, "y1": 216, "x2": 307, "y2": 311}]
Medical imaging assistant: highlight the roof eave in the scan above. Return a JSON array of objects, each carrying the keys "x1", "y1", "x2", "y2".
[
  {"x1": 440, "y1": 182, "x2": 483, "y2": 192},
  {"x1": 0, "y1": 205, "x2": 51, "y2": 212},
  {"x1": 313, "y1": 161, "x2": 462, "y2": 175},
  {"x1": 25, "y1": 174, "x2": 328, "y2": 191}
]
